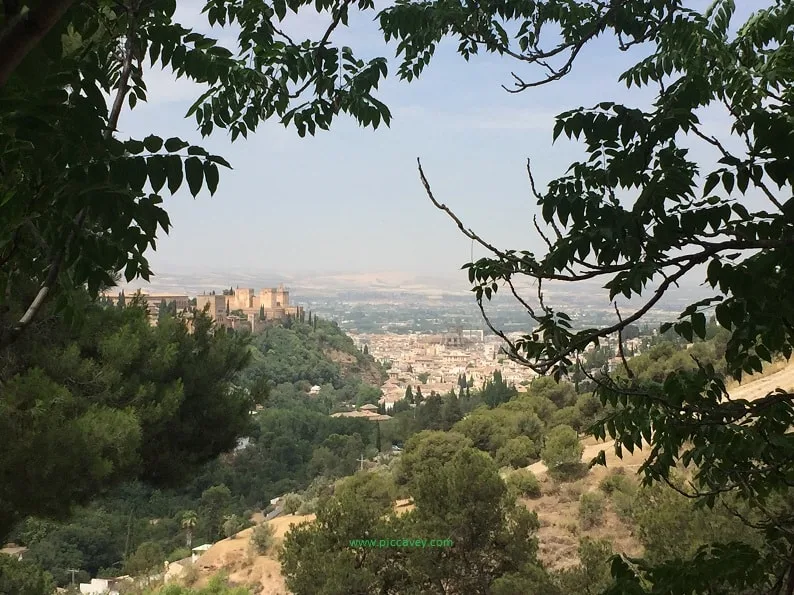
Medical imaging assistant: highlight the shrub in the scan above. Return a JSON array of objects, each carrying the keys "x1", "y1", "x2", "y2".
[
  {"x1": 541, "y1": 425, "x2": 583, "y2": 466},
  {"x1": 167, "y1": 547, "x2": 191, "y2": 562},
  {"x1": 560, "y1": 482, "x2": 584, "y2": 503},
  {"x1": 506, "y1": 469, "x2": 542, "y2": 499},
  {"x1": 599, "y1": 469, "x2": 636, "y2": 496},
  {"x1": 543, "y1": 480, "x2": 561, "y2": 497},
  {"x1": 222, "y1": 514, "x2": 245, "y2": 538},
  {"x1": 541, "y1": 425, "x2": 584, "y2": 481},
  {"x1": 304, "y1": 476, "x2": 334, "y2": 500},
  {"x1": 251, "y1": 522, "x2": 276, "y2": 554},
  {"x1": 578, "y1": 492, "x2": 606, "y2": 530},
  {"x1": 297, "y1": 498, "x2": 318, "y2": 515},
  {"x1": 495, "y1": 436, "x2": 538, "y2": 468},
  {"x1": 282, "y1": 493, "x2": 303, "y2": 515},
  {"x1": 548, "y1": 462, "x2": 589, "y2": 482},
  {"x1": 612, "y1": 490, "x2": 635, "y2": 523},
  {"x1": 181, "y1": 563, "x2": 199, "y2": 586}
]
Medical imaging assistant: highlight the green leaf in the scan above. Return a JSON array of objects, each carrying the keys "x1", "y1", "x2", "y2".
[
  {"x1": 692, "y1": 312, "x2": 706, "y2": 339},
  {"x1": 128, "y1": 157, "x2": 148, "y2": 192},
  {"x1": 756, "y1": 344, "x2": 771, "y2": 362},
  {"x1": 706, "y1": 259, "x2": 721, "y2": 287},
  {"x1": 204, "y1": 162, "x2": 219, "y2": 195},
  {"x1": 165, "y1": 155, "x2": 183, "y2": 194},
  {"x1": 274, "y1": 0, "x2": 286, "y2": 20},
  {"x1": 722, "y1": 171, "x2": 735, "y2": 194},
  {"x1": 143, "y1": 135, "x2": 163, "y2": 153},
  {"x1": 164, "y1": 137, "x2": 189, "y2": 152},
  {"x1": 147, "y1": 156, "x2": 167, "y2": 193},
  {"x1": 184, "y1": 157, "x2": 204, "y2": 197},
  {"x1": 126, "y1": 140, "x2": 145, "y2": 155}
]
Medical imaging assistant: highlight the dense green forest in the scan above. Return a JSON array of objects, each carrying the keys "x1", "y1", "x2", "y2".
[{"x1": 2, "y1": 313, "x2": 386, "y2": 587}]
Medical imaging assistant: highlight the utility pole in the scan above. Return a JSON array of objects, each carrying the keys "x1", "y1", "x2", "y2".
[
  {"x1": 358, "y1": 453, "x2": 365, "y2": 471},
  {"x1": 67, "y1": 569, "x2": 79, "y2": 586}
]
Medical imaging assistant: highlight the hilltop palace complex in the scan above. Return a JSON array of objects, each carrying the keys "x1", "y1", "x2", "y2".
[{"x1": 102, "y1": 284, "x2": 303, "y2": 333}]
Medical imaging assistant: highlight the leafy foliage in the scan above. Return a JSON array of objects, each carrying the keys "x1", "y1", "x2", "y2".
[
  {"x1": 0, "y1": 554, "x2": 54, "y2": 595},
  {"x1": 146, "y1": 574, "x2": 250, "y2": 594},
  {"x1": 496, "y1": 436, "x2": 539, "y2": 469},
  {"x1": 578, "y1": 491, "x2": 606, "y2": 530},
  {"x1": 380, "y1": 0, "x2": 794, "y2": 589},
  {"x1": 556, "y1": 538, "x2": 615, "y2": 595},
  {"x1": 506, "y1": 469, "x2": 542, "y2": 499},
  {"x1": 281, "y1": 439, "x2": 544, "y2": 595},
  {"x1": 250, "y1": 522, "x2": 276, "y2": 555},
  {"x1": 123, "y1": 541, "x2": 166, "y2": 576},
  {"x1": 541, "y1": 425, "x2": 584, "y2": 471},
  {"x1": 0, "y1": 296, "x2": 251, "y2": 539}
]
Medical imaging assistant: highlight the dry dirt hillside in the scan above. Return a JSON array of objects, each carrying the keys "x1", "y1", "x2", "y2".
[
  {"x1": 181, "y1": 361, "x2": 794, "y2": 593},
  {"x1": 325, "y1": 348, "x2": 385, "y2": 387}
]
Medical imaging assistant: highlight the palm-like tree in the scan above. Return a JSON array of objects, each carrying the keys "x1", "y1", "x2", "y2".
[{"x1": 181, "y1": 510, "x2": 197, "y2": 550}]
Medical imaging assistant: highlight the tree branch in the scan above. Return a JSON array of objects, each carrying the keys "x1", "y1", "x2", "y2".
[
  {"x1": 0, "y1": 0, "x2": 77, "y2": 88},
  {"x1": 418, "y1": 158, "x2": 508, "y2": 260},
  {"x1": 0, "y1": 1, "x2": 138, "y2": 349},
  {"x1": 614, "y1": 302, "x2": 635, "y2": 379}
]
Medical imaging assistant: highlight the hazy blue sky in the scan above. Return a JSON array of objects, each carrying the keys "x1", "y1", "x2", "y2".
[{"x1": 123, "y1": 0, "x2": 753, "y2": 279}]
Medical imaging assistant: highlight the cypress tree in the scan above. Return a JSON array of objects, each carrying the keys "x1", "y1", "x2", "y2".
[{"x1": 404, "y1": 385, "x2": 414, "y2": 404}]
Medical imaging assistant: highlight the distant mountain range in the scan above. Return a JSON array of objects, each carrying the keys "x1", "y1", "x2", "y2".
[{"x1": 113, "y1": 268, "x2": 712, "y2": 312}]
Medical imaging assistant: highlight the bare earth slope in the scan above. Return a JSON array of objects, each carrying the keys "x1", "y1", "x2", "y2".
[{"x1": 528, "y1": 360, "x2": 794, "y2": 569}]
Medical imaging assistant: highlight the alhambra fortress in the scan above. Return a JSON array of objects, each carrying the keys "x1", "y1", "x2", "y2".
[{"x1": 101, "y1": 284, "x2": 304, "y2": 333}]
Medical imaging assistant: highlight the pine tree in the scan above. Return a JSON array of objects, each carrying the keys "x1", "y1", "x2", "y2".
[{"x1": 157, "y1": 299, "x2": 168, "y2": 323}]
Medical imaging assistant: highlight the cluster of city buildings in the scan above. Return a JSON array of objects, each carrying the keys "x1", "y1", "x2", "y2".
[
  {"x1": 100, "y1": 284, "x2": 303, "y2": 333},
  {"x1": 351, "y1": 330, "x2": 540, "y2": 411},
  {"x1": 353, "y1": 329, "x2": 648, "y2": 411}
]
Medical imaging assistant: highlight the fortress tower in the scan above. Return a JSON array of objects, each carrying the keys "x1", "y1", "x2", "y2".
[
  {"x1": 234, "y1": 287, "x2": 255, "y2": 309},
  {"x1": 275, "y1": 283, "x2": 289, "y2": 307}
]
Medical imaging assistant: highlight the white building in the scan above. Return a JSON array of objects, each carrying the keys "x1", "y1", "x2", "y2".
[
  {"x1": 79, "y1": 577, "x2": 131, "y2": 595},
  {"x1": 191, "y1": 543, "x2": 212, "y2": 563}
]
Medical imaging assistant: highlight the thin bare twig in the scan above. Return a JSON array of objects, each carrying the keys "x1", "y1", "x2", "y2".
[
  {"x1": 614, "y1": 302, "x2": 635, "y2": 379},
  {"x1": 418, "y1": 158, "x2": 508, "y2": 260}
]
